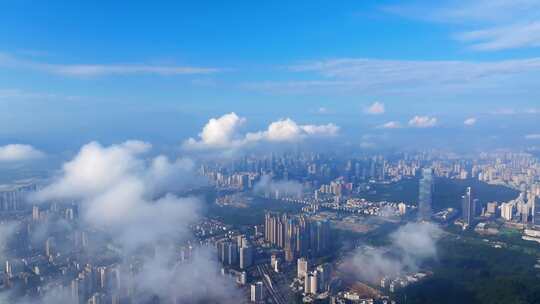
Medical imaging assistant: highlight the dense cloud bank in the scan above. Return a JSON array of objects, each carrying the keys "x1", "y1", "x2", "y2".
[{"x1": 2, "y1": 140, "x2": 241, "y2": 303}]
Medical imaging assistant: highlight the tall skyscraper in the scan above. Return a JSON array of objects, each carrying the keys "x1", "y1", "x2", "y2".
[
  {"x1": 216, "y1": 240, "x2": 238, "y2": 266},
  {"x1": 501, "y1": 203, "x2": 513, "y2": 221},
  {"x1": 533, "y1": 196, "x2": 540, "y2": 227},
  {"x1": 462, "y1": 187, "x2": 478, "y2": 227},
  {"x1": 297, "y1": 258, "x2": 308, "y2": 279},
  {"x1": 32, "y1": 205, "x2": 40, "y2": 221},
  {"x1": 239, "y1": 245, "x2": 253, "y2": 269},
  {"x1": 250, "y1": 282, "x2": 264, "y2": 303},
  {"x1": 316, "y1": 263, "x2": 331, "y2": 293},
  {"x1": 418, "y1": 168, "x2": 434, "y2": 220}
]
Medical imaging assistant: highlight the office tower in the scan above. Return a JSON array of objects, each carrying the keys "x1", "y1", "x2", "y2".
[
  {"x1": 297, "y1": 258, "x2": 308, "y2": 279},
  {"x1": 97, "y1": 267, "x2": 107, "y2": 290},
  {"x1": 65, "y1": 208, "x2": 75, "y2": 221},
  {"x1": 70, "y1": 279, "x2": 80, "y2": 304},
  {"x1": 250, "y1": 282, "x2": 264, "y2": 303},
  {"x1": 486, "y1": 202, "x2": 498, "y2": 215},
  {"x1": 239, "y1": 271, "x2": 247, "y2": 285},
  {"x1": 45, "y1": 237, "x2": 55, "y2": 257},
  {"x1": 304, "y1": 272, "x2": 313, "y2": 294},
  {"x1": 462, "y1": 187, "x2": 477, "y2": 227},
  {"x1": 311, "y1": 220, "x2": 330, "y2": 256},
  {"x1": 309, "y1": 271, "x2": 318, "y2": 295},
  {"x1": 4, "y1": 261, "x2": 11, "y2": 277},
  {"x1": 217, "y1": 240, "x2": 239, "y2": 266},
  {"x1": 32, "y1": 205, "x2": 40, "y2": 221},
  {"x1": 228, "y1": 242, "x2": 238, "y2": 265},
  {"x1": 316, "y1": 263, "x2": 331, "y2": 292},
  {"x1": 236, "y1": 235, "x2": 248, "y2": 248},
  {"x1": 239, "y1": 245, "x2": 253, "y2": 269},
  {"x1": 533, "y1": 196, "x2": 540, "y2": 227},
  {"x1": 418, "y1": 168, "x2": 434, "y2": 220},
  {"x1": 501, "y1": 203, "x2": 513, "y2": 221}
]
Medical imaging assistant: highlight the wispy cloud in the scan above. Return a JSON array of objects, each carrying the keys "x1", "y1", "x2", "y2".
[
  {"x1": 245, "y1": 57, "x2": 540, "y2": 94},
  {"x1": 0, "y1": 52, "x2": 220, "y2": 77},
  {"x1": 384, "y1": 0, "x2": 540, "y2": 51},
  {"x1": 490, "y1": 107, "x2": 540, "y2": 115},
  {"x1": 525, "y1": 134, "x2": 540, "y2": 140},
  {"x1": 0, "y1": 88, "x2": 79, "y2": 102}
]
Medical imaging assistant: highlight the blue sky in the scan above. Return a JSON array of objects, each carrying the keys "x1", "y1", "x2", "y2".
[{"x1": 0, "y1": 0, "x2": 539, "y2": 152}]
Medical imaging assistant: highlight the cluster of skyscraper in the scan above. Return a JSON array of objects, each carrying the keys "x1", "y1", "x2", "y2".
[
  {"x1": 217, "y1": 235, "x2": 254, "y2": 270},
  {"x1": 0, "y1": 182, "x2": 37, "y2": 212},
  {"x1": 297, "y1": 258, "x2": 332, "y2": 295},
  {"x1": 264, "y1": 213, "x2": 331, "y2": 262}
]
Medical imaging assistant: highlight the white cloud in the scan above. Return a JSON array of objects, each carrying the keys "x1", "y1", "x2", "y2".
[
  {"x1": 343, "y1": 222, "x2": 443, "y2": 283},
  {"x1": 244, "y1": 118, "x2": 339, "y2": 143},
  {"x1": 464, "y1": 117, "x2": 477, "y2": 126},
  {"x1": 379, "y1": 121, "x2": 402, "y2": 129},
  {"x1": 408, "y1": 116, "x2": 438, "y2": 128},
  {"x1": 184, "y1": 113, "x2": 339, "y2": 151},
  {"x1": 384, "y1": 0, "x2": 540, "y2": 51},
  {"x1": 365, "y1": 101, "x2": 385, "y2": 114},
  {"x1": 28, "y1": 141, "x2": 239, "y2": 302},
  {"x1": 184, "y1": 112, "x2": 246, "y2": 149},
  {"x1": 32, "y1": 140, "x2": 203, "y2": 248},
  {"x1": 0, "y1": 52, "x2": 219, "y2": 77},
  {"x1": 525, "y1": 134, "x2": 540, "y2": 140},
  {"x1": 0, "y1": 144, "x2": 44, "y2": 162}
]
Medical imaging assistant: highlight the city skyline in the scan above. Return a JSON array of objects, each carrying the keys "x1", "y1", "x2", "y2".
[{"x1": 2, "y1": 2, "x2": 540, "y2": 304}]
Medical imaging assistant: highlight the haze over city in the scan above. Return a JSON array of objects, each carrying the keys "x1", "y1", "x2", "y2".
[{"x1": 1, "y1": 1, "x2": 540, "y2": 304}]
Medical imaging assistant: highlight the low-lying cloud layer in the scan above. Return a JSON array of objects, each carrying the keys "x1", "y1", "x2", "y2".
[
  {"x1": 183, "y1": 112, "x2": 339, "y2": 152},
  {"x1": 343, "y1": 222, "x2": 443, "y2": 283},
  {"x1": 32, "y1": 140, "x2": 202, "y2": 249},
  {"x1": 254, "y1": 175, "x2": 305, "y2": 198},
  {"x1": 20, "y1": 140, "x2": 241, "y2": 303}
]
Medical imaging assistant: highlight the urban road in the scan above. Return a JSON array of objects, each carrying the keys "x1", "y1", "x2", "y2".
[{"x1": 256, "y1": 264, "x2": 287, "y2": 304}]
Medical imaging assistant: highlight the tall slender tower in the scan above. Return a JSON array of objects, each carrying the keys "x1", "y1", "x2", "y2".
[
  {"x1": 418, "y1": 168, "x2": 434, "y2": 220},
  {"x1": 533, "y1": 196, "x2": 540, "y2": 227},
  {"x1": 462, "y1": 187, "x2": 477, "y2": 228}
]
